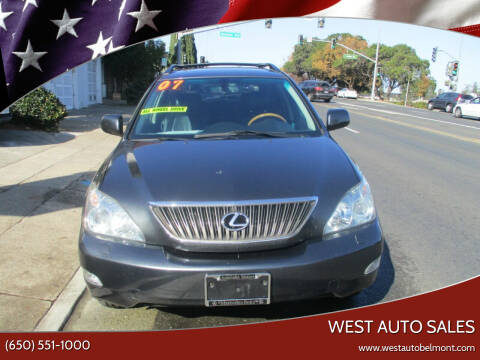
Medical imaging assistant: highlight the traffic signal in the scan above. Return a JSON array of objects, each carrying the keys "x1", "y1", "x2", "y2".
[
  {"x1": 265, "y1": 19, "x2": 272, "y2": 29},
  {"x1": 452, "y1": 61, "x2": 459, "y2": 76},
  {"x1": 318, "y1": 17, "x2": 325, "y2": 28},
  {"x1": 331, "y1": 39, "x2": 336, "y2": 49},
  {"x1": 431, "y1": 47, "x2": 438, "y2": 62},
  {"x1": 182, "y1": 54, "x2": 187, "y2": 64},
  {"x1": 298, "y1": 35, "x2": 304, "y2": 45},
  {"x1": 200, "y1": 56, "x2": 206, "y2": 63}
]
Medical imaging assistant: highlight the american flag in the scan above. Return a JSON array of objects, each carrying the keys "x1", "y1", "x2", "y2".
[
  {"x1": 0, "y1": 0, "x2": 232, "y2": 111},
  {"x1": 0, "y1": 0, "x2": 478, "y2": 112}
]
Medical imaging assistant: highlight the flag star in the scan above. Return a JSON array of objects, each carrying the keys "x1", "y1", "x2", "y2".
[
  {"x1": 22, "y1": 0, "x2": 38, "y2": 12},
  {"x1": 12, "y1": 40, "x2": 47, "y2": 72},
  {"x1": 0, "y1": 3, "x2": 13, "y2": 31},
  {"x1": 107, "y1": 40, "x2": 125, "y2": 54},
  {"x1": 87, "y1": 31, "x2": 111, "y2": 59},
  {"x1": 127, "y1": 0, "x2": 162, "y2": 32},
  {"x1": 51, "y1": 9, "x2": 82, "y2": 39},
  {"x1": 118, "y1": 0, "x2": 126, "y2": 20},
  {"x1": 91, "y1": 0, "x2": 111, "y2": 6}
]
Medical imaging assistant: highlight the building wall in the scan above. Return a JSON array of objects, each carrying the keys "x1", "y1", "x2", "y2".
[{"x1": 44, "y1": 58, "x2": 103, "y2": 110}]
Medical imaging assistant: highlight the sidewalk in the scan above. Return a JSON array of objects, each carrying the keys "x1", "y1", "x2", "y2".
[{"x1": 0, "y1": 103, "x2": 135, "y2": 331}]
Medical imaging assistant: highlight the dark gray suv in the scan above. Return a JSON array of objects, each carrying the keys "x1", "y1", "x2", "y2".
[
  {"x1": 428, "y1": 92, "x2": 473, "y2": 113},
  {"x1": 79, "y1": 63, "x2": 383, "y2": 308}
]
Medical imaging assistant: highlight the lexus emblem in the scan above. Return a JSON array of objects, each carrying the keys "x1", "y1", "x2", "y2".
[{"x1": 221, "y1": 212, "x2": 250, "y2": 231}]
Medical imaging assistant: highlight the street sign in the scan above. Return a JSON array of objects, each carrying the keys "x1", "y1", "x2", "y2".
[
  {"x1": 343, "y1": 53, "x2": 358, "y2": 60},
  {"x1": 219, "y1": 31, "x2": 241, "y2": 38}
]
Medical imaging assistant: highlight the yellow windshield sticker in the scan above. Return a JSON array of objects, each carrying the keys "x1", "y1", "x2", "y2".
[{"x1": 140, "y1": 106, "x2": 188, "y2": 115}]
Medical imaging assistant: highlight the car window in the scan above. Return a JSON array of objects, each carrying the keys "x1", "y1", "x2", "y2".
[{"x1": 130, "y1": 77, "x2": 320, "y2": 139}]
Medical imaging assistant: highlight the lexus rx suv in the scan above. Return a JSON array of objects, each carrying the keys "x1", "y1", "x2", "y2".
[{"x1": 79, "y1": 63, "x2": 383, "y2": 308}]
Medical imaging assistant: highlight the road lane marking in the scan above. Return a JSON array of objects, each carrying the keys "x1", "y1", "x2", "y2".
[
  {"x1": 345, "y1": 127, "x2": 360, "y2": 134},
  {"x1": 335, "y1": 101, "x2": 480, "y2": 131},
  {"x1": 346, "y1": 109, "x2": 480, "y2": 145}
]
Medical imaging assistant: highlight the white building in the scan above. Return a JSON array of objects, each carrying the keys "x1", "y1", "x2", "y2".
[
  {"x1": 43, "y1": 58, "x2": 104, "y2": 110},
  {"x1": 1, "y1": 58, "x2": 104, "y2": 116}
]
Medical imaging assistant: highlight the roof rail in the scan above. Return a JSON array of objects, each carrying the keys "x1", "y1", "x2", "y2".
[{"x1": 164, "y1": 62, "x2": 281, "y2": 74}]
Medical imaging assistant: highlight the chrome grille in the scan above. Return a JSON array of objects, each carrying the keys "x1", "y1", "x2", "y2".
[{"x1": 150, "y1": 197, "x2": 317, "y2": 242}]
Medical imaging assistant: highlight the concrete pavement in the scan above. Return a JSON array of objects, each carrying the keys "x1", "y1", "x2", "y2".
[{"x1": 0, "y1": 103, "x2": 134, "y2": 331}]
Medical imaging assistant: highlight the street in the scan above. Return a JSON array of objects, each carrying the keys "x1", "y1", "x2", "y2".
[{"x1": 63, "y1": 98, "x2": 480, "y2": 331}]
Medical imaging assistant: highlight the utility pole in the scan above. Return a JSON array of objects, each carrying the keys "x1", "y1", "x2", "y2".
[
  {"x1": 370, "y1": 32, "x2": 380, "y2": 101},
  {"x1": 404, "y1": 77, "x2": 410, "y2": 106}
]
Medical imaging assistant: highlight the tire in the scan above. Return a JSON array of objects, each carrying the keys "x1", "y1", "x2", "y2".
[
  {"x1": 445, "y1": 103, "x2": 453, "y2": 113},
  {"x1": 427, "y1": 102, "x2": 434, "y2": 110},
  {"x1": 324, "y1": 98, "x2": 331, "y2": 103},
  {"x1": 308, "y1": 93, "x2": 314, "y2": 102},
  {"x1": 454, "y1": 107, "x2": 462, "y2": 118}
]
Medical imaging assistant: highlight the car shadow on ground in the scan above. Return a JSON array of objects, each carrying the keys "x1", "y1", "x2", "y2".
[
  {"x1": 0, "y1": 128, "x2": 75, "y2": 147},
  {"x1": 0, "y1": 172, "x2": 94, "y2": 216},
  {"x1": 153, "y1": 241, "x2": 395, "y2": 327}
]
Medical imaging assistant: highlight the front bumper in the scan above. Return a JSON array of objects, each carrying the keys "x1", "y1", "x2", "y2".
[
  {"x1": 312, "y1": 92, "x2": 333, "y2": 100},
  {"x1": 79, "y1": 220, "x2": 383, "y2": 307}
]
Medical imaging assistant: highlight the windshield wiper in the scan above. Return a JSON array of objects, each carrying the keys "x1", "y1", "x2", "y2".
[
  {"x1": 154, "y1": 136, "x2": 191, "y2": 141},
  {"x1": 194, "y1": 130, "x2": 297, "y2": 139}
]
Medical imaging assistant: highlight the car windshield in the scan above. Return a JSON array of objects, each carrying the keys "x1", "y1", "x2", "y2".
[{"x1": 129, "y1": 77, "x2": 320, "y2": 139}]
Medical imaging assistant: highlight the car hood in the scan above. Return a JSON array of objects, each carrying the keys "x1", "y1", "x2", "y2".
[
  {"x1": 97, "y1": 136, "x2": 361, "y2": 250},
  {"x1": 101, "y1": 136, "x2": 358, "y2": 201}
]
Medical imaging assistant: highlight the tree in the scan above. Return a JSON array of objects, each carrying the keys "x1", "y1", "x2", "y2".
[
  {"x1": 182, "y1": 34, "x2": 197, "y2": 64},
  {"x1": 416, "y1": 75, "x2": 436, "y2": 98},
  {"x1": 168, "y1": 33, "x2": 178, "y2": 65},
  {"x1": 377, "y1": 44, "x2": 429, "y2": 98},
  {"x1": 329, "y1": 35, "x2": 371, "y2": 90},
  {"x1": 103, "y1": 39, "x2": 166, "y2": 104},
  {"x1": 167, "y1": 33, "x2": 197, "y2": 65}
]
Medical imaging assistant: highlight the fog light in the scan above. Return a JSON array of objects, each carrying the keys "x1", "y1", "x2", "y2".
[
  {"x1": 364, "y1": 256, "x2": 381, "y2": 275},
  {"x1": 83, "y1": 269, "x2": 103, "y2": 287}
]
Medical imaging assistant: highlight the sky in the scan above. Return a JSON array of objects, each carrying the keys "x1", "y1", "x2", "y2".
[{"x1": 157, "y1": 17, "x2": 480, "y2": 94}]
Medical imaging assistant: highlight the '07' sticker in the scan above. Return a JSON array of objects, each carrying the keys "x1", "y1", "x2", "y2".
[{"x1": 157, "y1": 79, "x2": 184, "y2": 91}]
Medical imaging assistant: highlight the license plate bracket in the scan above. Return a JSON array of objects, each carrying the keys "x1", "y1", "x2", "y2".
[{"x1": 205, "y1": 273, "x2": 271, "y2": 307}]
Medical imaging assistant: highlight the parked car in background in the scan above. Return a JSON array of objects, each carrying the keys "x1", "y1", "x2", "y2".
[
  {"x1": 329, "y1": 85, "x2": 339, "y2": 97},
  {"x1": 427, "y1": 92, "x2": 473, "y2": 113},
  {"x1": 454, "y1": 97, "x2": 480, "y2": 119},
  {"x1": 80, "y1": 63, "x2": 383, "y2": 309},
  {"x1": 337, "y1": 88, "x2": 358, "y2": 99},
  {"x1": 298, "y1": 80, "x2": 334, "y2": 102}
]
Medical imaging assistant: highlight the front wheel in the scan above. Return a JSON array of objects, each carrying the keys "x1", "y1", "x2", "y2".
[
  {"x1": 324, "y1": 98, "x2": 331, "y2": 103},
  {"x1": 445, "y1": 103, "x2": 453, "y2": 113},
  {"x1": 427, "y1": 102, "x2": 434, "y2": 110},
  {"x1": 454, "y1": 107, "x2": 462, "y2": 118},
  {"x1": 308, "y1": 93, "x2": 314, "y2": 102}
]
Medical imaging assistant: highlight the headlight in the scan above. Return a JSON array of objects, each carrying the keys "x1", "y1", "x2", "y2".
[
  {"x1": 323, "y1": 177, "x2": 376, "y2": 236},
  {"x1": 84, "y1": 186, "x2": 145, "y2": 243}
]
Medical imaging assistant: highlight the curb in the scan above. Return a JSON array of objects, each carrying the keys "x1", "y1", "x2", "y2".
[{"x1": 34, "y1": 268, "x2": 86, "y2": 332}]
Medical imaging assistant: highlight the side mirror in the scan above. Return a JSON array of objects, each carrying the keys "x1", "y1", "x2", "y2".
[
  {"x1": 101, "y1": 114, "x2": 123, "y2": 136},
  {"x1": 326, "y1": 108, "x2": 350, "y2": 131}
]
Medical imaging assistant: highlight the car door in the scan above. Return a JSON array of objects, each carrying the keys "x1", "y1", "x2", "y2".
[
  {"x1": 441, "y1": 93, "x2": 453, "y2": 108},
  {"x1": 434, "y1": 93, "x2": 446, "y2": 108},
  {"x1": 471, "y1": 98, "x2": 480, "y2": 117}
]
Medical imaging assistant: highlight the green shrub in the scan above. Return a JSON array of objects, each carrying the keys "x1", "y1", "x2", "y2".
[
  {"x1": 10, "y1": 87, "x2": 67, "y2": 131},
  {"x1": 410, "y1": 102, "x2": 427, "y2": 109}
]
